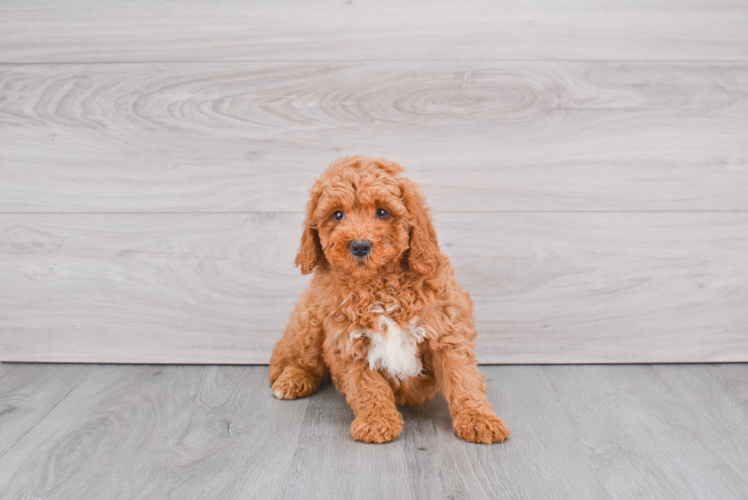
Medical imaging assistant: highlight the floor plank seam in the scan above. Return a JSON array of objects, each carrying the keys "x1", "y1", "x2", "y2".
[
  {"x1": 539, "y1": 366, "x2": 615, "y2": 499},
  {"x1": 0, "y1": 366, "x2": 93, "y2": 462},
  {"x1": 2, "y1": 59, "x2": 748, "y2": 65},
  {"x1": 651, "y1": 365, "x2": 748, "y2": 482}
]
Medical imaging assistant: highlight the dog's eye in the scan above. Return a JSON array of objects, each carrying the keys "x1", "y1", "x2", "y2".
[
  {"x1": 333, "y1": 211, "x2": 345, "y2": 221},
  {"x1": 376, "y1": 208, "x2": 388, "y2": 218}
]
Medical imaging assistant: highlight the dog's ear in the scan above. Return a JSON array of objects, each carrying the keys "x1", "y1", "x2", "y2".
[
  {"x1": 295, "y1": 185, "x2": 326, "y2": 275},
  {"x1": 399, "y1": 177, "x2": 441, "y2": 275}
]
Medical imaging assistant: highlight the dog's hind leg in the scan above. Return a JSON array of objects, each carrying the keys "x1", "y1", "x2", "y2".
[{"x1": 269, "y1": 289, "x2": 327, "y2": 399}]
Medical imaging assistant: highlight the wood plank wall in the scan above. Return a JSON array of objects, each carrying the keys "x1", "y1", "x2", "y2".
[{"x1": 1, "y1": 0, "x2": 747, "y2": 363}]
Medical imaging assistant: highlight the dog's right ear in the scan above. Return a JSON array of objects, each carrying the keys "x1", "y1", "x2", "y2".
[{"x1": 294, "y1": 185, "x2": 325, "y2": 275}]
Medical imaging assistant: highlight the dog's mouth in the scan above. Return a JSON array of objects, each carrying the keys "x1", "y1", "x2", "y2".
[{"x1": 339, "y1": 254, "x2": 381, "y2": 277}]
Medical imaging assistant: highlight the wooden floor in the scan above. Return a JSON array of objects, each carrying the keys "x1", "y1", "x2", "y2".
[
  {"x1": 2, "y1": 0, "x2": 747, "y2": 365},
  {"x1": 1, "y1": 363, "x2": 747, "y2": 499}
]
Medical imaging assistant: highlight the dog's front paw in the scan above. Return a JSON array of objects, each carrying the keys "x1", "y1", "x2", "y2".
[
  {"x1": 272, "y1": 366, "x2": 318, "y2": 400},
  {"x1": 350, "y1": 409, "x2": 404, "y2": 444},
  {"x1": 453, "y1": 409, "x2": 510, "y2": 444}
]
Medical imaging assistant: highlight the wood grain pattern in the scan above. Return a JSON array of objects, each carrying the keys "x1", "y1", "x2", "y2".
[
  {"x1": 1, "y1": 364, "x2": 746, "y2": 499},
  {"x1": 0, "y1": 213, "x2": 307, "y2": 364},
  {"x1": 544, "y1": 364, "x2": 748, "y2": 498},
  {"x1": 1, "y1": 62, "x2": 747, "y2": 212},
  {"x1": 1, "y1": 0, "x2": 746, "y2": 62},
  {"x1": 0, "y1": 365, "x2": 309, "y2": 499},
  {"x1": 427, "y1": 365, "x2": 608, "y2": 499},
  {"x1": 0, "y1": 364, "x2": 91, "y2": 458},
  {"x1": 1, "y1": 212, "x2": 746, "y2": 364},
  {"x1": 1, "y1": 0, "x2": 747, "y2": 364},
  {"x1": 445, "y1": 212, "x2": 748, "y2": 363},
  {"x1": 652, "y1": 363, "x2": 748, "y2": 453},
  {"x1": 283, "y1": 365, "x2": 609, "y2": 500}
]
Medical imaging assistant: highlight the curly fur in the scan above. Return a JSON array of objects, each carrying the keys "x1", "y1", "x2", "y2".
[{"x1": 270, "y1": 156, "x2": 510, "y2": 444}]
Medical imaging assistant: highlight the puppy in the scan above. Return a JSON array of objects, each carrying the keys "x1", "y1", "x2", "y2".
[{"x1": 269, "y1": 156, "x2": 509, "y2": 444}]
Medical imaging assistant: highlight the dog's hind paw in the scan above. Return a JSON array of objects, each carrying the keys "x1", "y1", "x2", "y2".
[{"x1": 272, "y1": 366, "x2": 318, "y2": 400}]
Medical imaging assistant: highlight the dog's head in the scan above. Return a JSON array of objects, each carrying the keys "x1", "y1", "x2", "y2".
[{"x1": 295, "y1": 156, "x2": 441, "y2": 279}]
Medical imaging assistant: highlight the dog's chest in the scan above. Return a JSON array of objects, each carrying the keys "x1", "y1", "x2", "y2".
[{"x1": 352, "y1": 314, "x2": 428, "y2": 380}]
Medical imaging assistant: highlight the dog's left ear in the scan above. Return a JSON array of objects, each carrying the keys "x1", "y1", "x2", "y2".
[
  {"x1": 295, "y1": 185, "x2": 326, "y2": 275},
  {"x1": 399, "y1": 177, "x2": 441, "y2": 275}
]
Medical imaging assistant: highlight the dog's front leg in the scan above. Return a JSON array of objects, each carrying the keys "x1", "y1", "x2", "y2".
[
  {"x1": 433, "y1": 335, "x2": 510, "y2": 444},
  {"x1": 339, "y1": 359, "x2": 403, "y2": 444}
]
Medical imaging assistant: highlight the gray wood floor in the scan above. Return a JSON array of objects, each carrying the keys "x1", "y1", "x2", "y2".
[{"x1": 1, "y1": 363, "x2": 747, "y2": 499}]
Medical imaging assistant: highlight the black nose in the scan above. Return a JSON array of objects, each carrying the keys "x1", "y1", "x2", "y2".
[{"x1": 349, "y1": 239, "x2": 372, "y2": 258}]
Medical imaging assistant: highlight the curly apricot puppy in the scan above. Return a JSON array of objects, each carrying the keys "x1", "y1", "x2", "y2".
[{"x1": 270, "y1": 156, "x2": 509, "y2": 445}]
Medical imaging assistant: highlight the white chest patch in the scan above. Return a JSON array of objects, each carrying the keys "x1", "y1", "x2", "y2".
[{"x1": 352, "y1": 316, "x2": 428, "y2": 380}]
